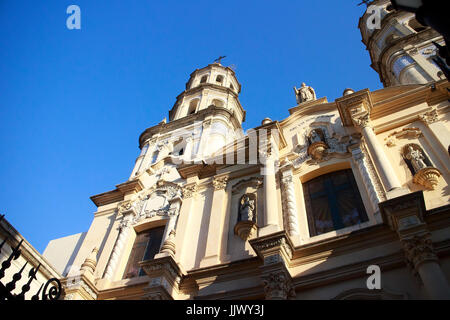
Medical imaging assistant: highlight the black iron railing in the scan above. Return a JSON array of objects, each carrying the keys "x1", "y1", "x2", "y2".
[{"x1": 0, "y1": 214, "x2": 63, "y2": 300}]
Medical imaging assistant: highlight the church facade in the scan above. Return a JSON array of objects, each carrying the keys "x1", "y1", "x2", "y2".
[{"x1": 45, "y1": 1, "x2": 450, "y2": 300}]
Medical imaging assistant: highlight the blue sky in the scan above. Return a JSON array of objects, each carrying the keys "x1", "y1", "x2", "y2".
[{"x1": 0, "y1": 1, "x2": 381, "y2": 253}]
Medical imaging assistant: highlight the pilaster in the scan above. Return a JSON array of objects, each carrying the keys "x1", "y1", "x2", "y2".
[{"x1": 200, "y1": 175, "x2": 229, "y2": 267}]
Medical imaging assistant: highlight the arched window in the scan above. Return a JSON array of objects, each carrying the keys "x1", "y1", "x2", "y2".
[
  {"x1": 211, "y1": 99, "x2": 225, "y2": 108},
  {"x1": 187, "y1": 99, "x2": 199, "y2": 115},
  {"x1": 216, "y1": 75, "x2": 224, "y2": 83},
  {"x1": 200, "y1": 75, "x2": 208, "y2": 83},
  {"x1": 151, "y1": 150, "x2": 159, "y2": 163},
  {"x1": 123, "y1": 226, "x2": 165, "y2": 279},
  {"x1": 303, "y1": 169, "x2": 368, "y2": 236},
  {"x1": 230, "y1": 83, "x2": 234, "y2": 90}
]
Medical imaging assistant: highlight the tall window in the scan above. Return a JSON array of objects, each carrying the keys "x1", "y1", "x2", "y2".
[
  {"x1": 123, "y1": 226, "x2": 165, "y2": 279},
  {"x1": 303, "y1": 169, "x2": 368, "y2": 236}
]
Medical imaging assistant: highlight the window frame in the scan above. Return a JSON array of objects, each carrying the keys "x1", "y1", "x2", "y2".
[
  {"x1": 122, "y1": 225, "x2": 166, "y2": 279},
  {"x1": 303, "y1": 169, "x2": 369, "y2": 237}
]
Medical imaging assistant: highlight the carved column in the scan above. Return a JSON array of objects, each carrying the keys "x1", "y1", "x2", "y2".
[
  {"x1": 380, "y1": 192, "x2": 450, "y2": 299},
  {"x1": 280, "y1": 164, "x2": 300, "y2": 237},
  {"x1": 201, "y1": 176, "x2": 229, "y2": 266},
  {"x1": 349, "y1": 144, "x2": 385, "y2": 218},
  {"x1": 103, "y1": 213, "x2": 133, "y2": 280},
  {"x1": 353, "y1": 113, "x2": 402, "y2": 193}
]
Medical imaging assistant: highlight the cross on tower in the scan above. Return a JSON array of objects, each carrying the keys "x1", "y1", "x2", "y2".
[
  {"x1": 357, "y1": 0, "x2": 373, "y2": 7},
  {"x1": 214, "y1": 56, "x2": 226, "y2": 64}
]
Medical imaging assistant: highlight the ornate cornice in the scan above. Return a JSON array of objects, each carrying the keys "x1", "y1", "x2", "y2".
[{"x1": 140, "y1": 105, "x2": 243, "y2": 148}]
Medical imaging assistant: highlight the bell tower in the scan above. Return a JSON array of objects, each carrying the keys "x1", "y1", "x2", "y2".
[
  {"x1": 358, "y1": 0, "x2": 446, "y2": 87},
  {"x1": 168, "y1": 62, "x2": 245, "y2": 125},
  {"x1": 131, "y1": 62, "x2": 246, "y2": 179}
]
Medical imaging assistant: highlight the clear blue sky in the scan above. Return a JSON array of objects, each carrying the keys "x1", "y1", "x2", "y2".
[{"x1": 0, "y1": 1, "x2": 381, "y2": 253}]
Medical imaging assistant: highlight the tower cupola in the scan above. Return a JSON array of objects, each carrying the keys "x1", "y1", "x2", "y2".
[
  {"x1": 168, "y1": 62, "x2": 245, "y2": 126},
  {"x1": 358, "y1": 0, "x2": 445, "y2": 86}
]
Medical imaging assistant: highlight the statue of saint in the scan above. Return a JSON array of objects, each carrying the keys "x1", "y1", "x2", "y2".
[
  {"x1": 294, "y1": 82, "x2": 316, "y2": 104},
  {"x1": 406, "y1": 146, "x2": 427, "y2": 172},
  {"x1": 239, "y1": 194, "x2": 255, "y2": 222},
  {"x1": 309, "y1": 130, "x2": 322, "y2": 144}
]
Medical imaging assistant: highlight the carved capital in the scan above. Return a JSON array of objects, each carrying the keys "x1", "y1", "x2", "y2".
[
  {"x1": 419, "y1": 108, "x2": 439, "y2": 124},
  {"x1": 261, "y1": 269, "x2": 295, "y2": 300},
  {"x1": 352, "y1": 112, "x2": 372, "y2": 129},
  {"x1": 402, "y1": 233, "x2": 438, "y2": 271},
  {"x1": 182, "y1": 184, "x2": 198, "y2": 199},
  {"x1": 212, "y1": 176, "x2": 228, "y2": 190}
]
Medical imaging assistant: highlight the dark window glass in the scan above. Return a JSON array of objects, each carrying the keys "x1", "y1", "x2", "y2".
[
  {"x1": 303, "y1": 169, "x2": 368, "y2": 236},
  {"x1": 123, "y1": 226, "x2": 165, "y2": 279}
]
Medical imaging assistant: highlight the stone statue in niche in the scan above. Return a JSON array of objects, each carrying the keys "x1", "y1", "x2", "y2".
[
  {"x1": 405, "y1": 145, "x2": 427, "y2": 172},
  {"x1": 239, "y1": 194, "x2": 256, "y2": 222},
  {"x1": 294, "y1": 82, "x2": 316, "y2": 104},
  {"x1": 309, "y1": 129, "x2": 322, "y2": 144},
  {"x1": 234, "y1": 193, "x2": 257, "y2": 240},
  {"x1": 307, "y1": 129, "x2": 328, "y2": 160},
  {"x1": 402, "y1": 144, "x2": 441, "y2": 190}
]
